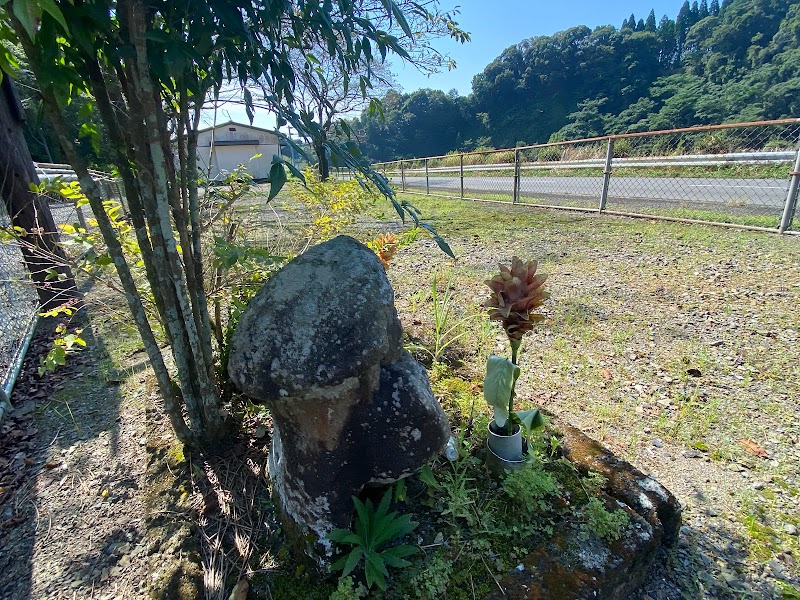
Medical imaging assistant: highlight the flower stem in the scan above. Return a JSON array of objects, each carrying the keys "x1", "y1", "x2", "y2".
[{"x1": 508, "y1": 338, "x2": 521, "y2": 436}]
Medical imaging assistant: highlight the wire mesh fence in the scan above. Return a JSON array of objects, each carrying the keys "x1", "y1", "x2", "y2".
[
  {"x1": 1, "y1": 163, "x2": 124, "y2": 408},
  {"x1": 371, "y1": 118, "x2": 800, "y2": 232},
  {"x1": 0, "y1": 201, "x2": 39, "y2": 406}
]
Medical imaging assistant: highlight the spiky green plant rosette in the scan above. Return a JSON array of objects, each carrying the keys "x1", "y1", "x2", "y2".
[{"x1": 484, "y1": 256, "x2": 549, "y2": 437}]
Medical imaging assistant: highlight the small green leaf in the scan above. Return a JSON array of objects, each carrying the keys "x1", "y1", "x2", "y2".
[
  {"x1": 393, "y1": 478, "x2": 406, "y2": 502},
  {"x1": 433, "y1": 234, "x2": 455, "y2": 258},
  {"x1": 52, "y1": 345, "x2": 66, "y2": 366},
  {"x1": 418, "y1": 464, "x2": 441, "y2": 491},
  {"x1": 517, "y1": 409, "x2": 545, "y2": 438}
]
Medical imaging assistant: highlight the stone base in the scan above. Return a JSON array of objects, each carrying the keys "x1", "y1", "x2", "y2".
[{"x1": 487, "y1": 418, "x2": 682, "y2": 600}]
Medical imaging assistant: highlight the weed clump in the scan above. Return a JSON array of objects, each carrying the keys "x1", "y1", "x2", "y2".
[
  {"x1": 583, "y1": 497, "x2": 629, "y2": 542},
  {"x1": 501, "y1": 458, "x2": 561, "y2": 512}
]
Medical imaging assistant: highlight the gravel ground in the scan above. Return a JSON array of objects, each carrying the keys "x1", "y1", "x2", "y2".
[
  {"x1": 379, "y1": 197, "x2": 800, "y2": 599},
  {"x1": 0, "y1": 311, "x2": 173, "y2": 599}
]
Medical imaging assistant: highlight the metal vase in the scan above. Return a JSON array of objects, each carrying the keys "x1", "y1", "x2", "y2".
[
  {"x1": 487, "y1": 421, "x2": 524, "y2": 461},
  {"x1": 486, "y1": 421, "x2": 528, "y2": 479}
]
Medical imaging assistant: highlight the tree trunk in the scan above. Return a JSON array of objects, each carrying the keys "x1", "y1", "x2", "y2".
[
  {"x1": 315, "y1": 140, "x2": 330, "y2": 181},
  {"x1": 0, "y1": 75, "x2": 78, "y2": 310}
]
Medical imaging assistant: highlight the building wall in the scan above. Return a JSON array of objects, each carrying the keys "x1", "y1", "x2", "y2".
[{"x1": 197, "y1": 124, "x2": 280, "y2": 180}]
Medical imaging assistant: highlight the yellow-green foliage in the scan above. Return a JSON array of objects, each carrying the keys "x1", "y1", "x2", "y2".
[
  {"x1": 429, "y1": 364, "x2": 484, "y2": 425},
  {"x1": 290, "y1": 169, "x2": 378, "y2": 246},
  {"x1": 328, "y1": 576, "x2": 367, "y2": 600}
]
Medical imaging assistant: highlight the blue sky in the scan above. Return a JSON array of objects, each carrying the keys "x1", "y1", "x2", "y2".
[{"x1": 215, "y1": 0, "x2": 685, "y2": 130}]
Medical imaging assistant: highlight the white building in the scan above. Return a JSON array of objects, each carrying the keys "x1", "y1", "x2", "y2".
[{"x1": 196, "y1": 121, "x2": 281, "y2": 181}]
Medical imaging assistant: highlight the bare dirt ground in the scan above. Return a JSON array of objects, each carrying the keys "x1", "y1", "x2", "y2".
[
  {"x1": 0, "y1": 314, "x2": 153, "y2": 599},
  {"x1": 0, "y1": 299, "x2": 203, "y2": 600}
]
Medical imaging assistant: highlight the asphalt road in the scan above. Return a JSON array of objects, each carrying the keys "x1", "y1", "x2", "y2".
[{"x1": 397, "y1": 175, "x2": 788, "y2": 210}]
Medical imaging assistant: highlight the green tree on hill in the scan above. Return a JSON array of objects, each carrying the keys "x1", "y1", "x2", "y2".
[{"x1": 352, "y1": 0, "x2": 800, "y2": 160}]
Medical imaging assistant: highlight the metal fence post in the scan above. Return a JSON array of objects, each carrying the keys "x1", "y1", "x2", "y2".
[
  {"x1": 599, "y1": 137, "x2": 615, "y2": 211},
  {"x1": 400, "y1": 160, "x2": 406, "y2": 191},
  {"x1": 425, "y1": 158, "x2": 430, "y2": 196},
  {"x1": 460, "y1": 154, "x2": 464, "y2": 200},
  {"x1": 75, "y1": 202, "x2": 88, "y2": 230},
  {"x1": 114, "y1": 180, "x2": 128, "y2": 213},
  {"x1": 779, "y1": 148, "x2": 800, "y2": 233},
  {"x1": 513, "y1": 149, "x2": 521, "y2": 205}
]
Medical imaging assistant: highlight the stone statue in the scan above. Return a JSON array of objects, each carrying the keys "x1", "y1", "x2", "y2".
[{"x1": 228, "y1": 235, "x2": 449, "y2": 561}]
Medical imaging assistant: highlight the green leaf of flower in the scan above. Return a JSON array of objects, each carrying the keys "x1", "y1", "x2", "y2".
[
  {"x1": 341, "y1": 548, "x2": 363, "y2": 576},
  {"x1": 484, "y1": 355, "x2": 519, "y2": 427},
  {"x1": 516, "y1": 409, "x2": 545, "y2": 438}
]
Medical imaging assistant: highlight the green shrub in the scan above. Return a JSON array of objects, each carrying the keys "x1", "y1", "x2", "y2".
[
  {"x1": 650, "y1": 136, "x2": 677, "y2": 156},
  {"x1": 463, "y1": 153, "x2": 488, "y2": 166},
  {"x1": 488, "y1": 150, "x2": 515, "y2": 164},
  {"x1": 763, "y1": 139, "x2": 792, "y2": 152},
  {"x1": 692, "y1": 131, "x2": 739, "y2": 154},
  {"x1": 537, "y1": 146, "x2": 562, "y2": 162},
  {"x1": 289, "y1": 169, "x2": 378, "y2": 248},
  {"x1": 437, "y1": 153, "x2": 462, "y2": 168},
  {"x1": 612, "y1": 139, "x2": 633, "y2": 158}
]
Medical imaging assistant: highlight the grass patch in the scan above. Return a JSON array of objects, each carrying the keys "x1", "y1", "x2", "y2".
[{"x1": 397, "y1": 187, "x2": 785, "y2": 229}]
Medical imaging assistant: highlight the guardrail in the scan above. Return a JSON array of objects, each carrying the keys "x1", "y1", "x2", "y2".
[{"x1": 370, "y1": 118, "x2": 800, "y2": 233}]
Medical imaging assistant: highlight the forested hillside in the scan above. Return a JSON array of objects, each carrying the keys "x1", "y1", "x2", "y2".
[{"x1": 352, "y1": 0, "x2": 800, "y2": 160}]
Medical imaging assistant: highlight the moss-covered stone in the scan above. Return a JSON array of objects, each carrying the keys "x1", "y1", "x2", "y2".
[{"x1": 485, "y1": 416, "x2": 681, "y2": 600}]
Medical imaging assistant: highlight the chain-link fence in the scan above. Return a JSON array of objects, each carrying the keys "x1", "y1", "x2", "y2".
[
  {"x1": 1, "y1": 163, "x2": 123, "y2": 412},
  {"x1": 0, "y1": 201, "x2": 39, "y2": 411},
  {"x1": 37, "y1": 164, "x2": 126, "y2": 236},
  {"x1": 372, "y1": 118, "x2": 800, "y2": 232}
]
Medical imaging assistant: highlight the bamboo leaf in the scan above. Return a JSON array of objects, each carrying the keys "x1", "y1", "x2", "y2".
[{"x1": 267, "y1": 161, "x2": 287, "y2": 201}]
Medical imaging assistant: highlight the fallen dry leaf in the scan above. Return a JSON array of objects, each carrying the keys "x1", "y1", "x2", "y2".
[{"x1": 738, "y1": 438, "x2": 769, "y2": 459}]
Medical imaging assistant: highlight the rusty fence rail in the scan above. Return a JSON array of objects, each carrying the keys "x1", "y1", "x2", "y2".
[{"x1": 366, "y1": 119, "x2": 800, "y2": 233}]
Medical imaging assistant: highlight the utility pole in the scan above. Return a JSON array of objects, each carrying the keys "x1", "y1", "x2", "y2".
[{"x1": 286, "y1": 124, "x2": 297, "y2": 169}]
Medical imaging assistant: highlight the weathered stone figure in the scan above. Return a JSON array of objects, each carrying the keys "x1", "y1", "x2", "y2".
[{"x1": 228, "y1": 235, "x2": 449, "y2": 560}]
